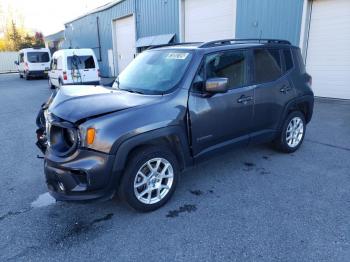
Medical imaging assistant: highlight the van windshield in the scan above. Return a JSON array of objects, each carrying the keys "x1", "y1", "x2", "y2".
[
  {"x1": 27, "y1": 52, "x2": 50, "y2": 63},
  {"x1": 67, "y1": 55, "x2": 96, "y2": 70},
  {"x1": 114, "y1": 50, "x2": 193, "y2": 95}
]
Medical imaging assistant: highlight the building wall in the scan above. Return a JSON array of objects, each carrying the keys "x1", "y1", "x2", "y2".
[
  {"x1": 64, "y1": 0, "x2": 135, "y2": 76},
  {"x1": 63, "y1": 0, "x2": 306, "y2": 77},
  {"x1": 64, "y1": 0, "x2": 180, "y2": 77},
  {"x1": 236, "y1": 0, "x2": 304, "y2": 46},
  {"x1": 136, "y1": 0, "x2": 180, "y2": 41}
]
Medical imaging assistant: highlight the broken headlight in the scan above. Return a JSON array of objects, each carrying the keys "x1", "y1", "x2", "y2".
[{"x1": 49, "y1": 124, "x2": 80, "y2": 157}]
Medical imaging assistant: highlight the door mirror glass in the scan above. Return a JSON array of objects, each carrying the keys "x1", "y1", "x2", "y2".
[{"x1": 205, "y1": 78, "x2": 228, "y2": 93}]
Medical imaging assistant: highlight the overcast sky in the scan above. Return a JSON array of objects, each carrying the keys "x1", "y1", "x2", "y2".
[{"x1": 1, "y1": 0, "x2": 111, "y2": 36}]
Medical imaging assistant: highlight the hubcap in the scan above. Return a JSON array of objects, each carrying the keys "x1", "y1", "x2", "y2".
[
  {"x1": 134, "y1": 158, "x2": 174, "y2": 205},
  {"x1": 286, "y1": 117, "x2": 304, "y2": 148}
]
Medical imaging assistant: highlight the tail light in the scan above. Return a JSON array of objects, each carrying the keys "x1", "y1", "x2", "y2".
[{"x1": 63, "y1": 71, "x2": 67, "y2": 80}]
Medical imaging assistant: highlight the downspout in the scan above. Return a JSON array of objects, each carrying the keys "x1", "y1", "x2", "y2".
[{"x1": 96, "y1": 16, "x2": 102, "y2": 62}]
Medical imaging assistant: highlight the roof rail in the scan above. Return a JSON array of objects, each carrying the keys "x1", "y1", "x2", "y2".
[
  {"x1": 198, "y1": 38, "x2": 291, "y2": 48},
  {"x1": 147, "y1": 42, "x2": 202, "y2": 50}
]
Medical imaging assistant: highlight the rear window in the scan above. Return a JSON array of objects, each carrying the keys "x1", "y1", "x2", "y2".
[
  {"x1": 253, "y1": 49, "x2": 283, "y2": 83},
  {"x1": 67, "y1": 55, "x2": 96, "y2": 70},
  {"x1": 27, "y1": 52, "x2": 50, "y2": 63}
]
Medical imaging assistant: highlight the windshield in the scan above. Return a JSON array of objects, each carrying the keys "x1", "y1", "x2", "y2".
[
  {"x1": 27, "y1": 52, "x2": 50, "y2": 63},
  {"x1": 114, "y1": 50, "x2": 193, "y2": 95}
]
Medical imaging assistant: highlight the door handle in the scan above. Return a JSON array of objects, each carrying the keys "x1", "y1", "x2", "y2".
[
  {"x1": 280, "y1": 85, "x2": 291, "y2": 93},
  {"x1": 237, "y1": 95, "x2": 253, "y2": 104}
]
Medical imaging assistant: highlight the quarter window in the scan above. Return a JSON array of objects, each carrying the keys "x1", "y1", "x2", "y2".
[
  {"x1": 283, "y1": 49, "x2": 293, "y2": 71},
  {"x1": 254, "y1": 49, "x2": 283, "y2": 83},
  {"x1": 205, "y1": 50, "x2": 246, "y2": 89}
]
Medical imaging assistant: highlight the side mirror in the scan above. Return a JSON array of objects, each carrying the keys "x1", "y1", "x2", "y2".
[
  {"x1": 14, "y1": 61, "x2": 19, "y2": 65},
  {"x1": 205, "y1": 78, "x2": 228, "y2": 93}
]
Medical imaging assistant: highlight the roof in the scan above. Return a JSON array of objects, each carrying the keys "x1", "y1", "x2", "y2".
[
  {"x1": 136, "y1": 34, "x2": 175, "y2": 48},
  {"x1": 45, "y1": 30, "x2": 65, "y2": 42},
  {"x1": 53, "y1": 48, "x2": 96, "y2": 56},
  {"x1": 151, "y1": 39, "x2": 294, "y2": 52},
  {"x1": 64, "y1": 0, "x2": 124, "y2": 25}
]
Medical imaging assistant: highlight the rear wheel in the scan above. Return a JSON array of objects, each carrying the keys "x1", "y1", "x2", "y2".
[
  {"x1": 119, "y1": 146, "x2": 179, "y2": 212},
  {"x1": 274, "y1": 111, "x2": 306, "y2": 153}
]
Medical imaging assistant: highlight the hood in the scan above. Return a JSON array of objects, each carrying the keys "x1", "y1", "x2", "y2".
[{"x1": 48, "y1": 85, "x2": 161, "y2": 123}]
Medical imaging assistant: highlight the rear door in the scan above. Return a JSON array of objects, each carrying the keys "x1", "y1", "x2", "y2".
[
  {"x1": 252, "y1": 48, "x2": 295, "y2": 140},
  {"x1": 189, "y1": 49, "x2": 254, "y2": 157},
  {"x1": 26, "y1": 51, "x2": 50, "y2": 71},
  {"x1": 67, "y1": 55, "x2": 98, "y2": 84}
]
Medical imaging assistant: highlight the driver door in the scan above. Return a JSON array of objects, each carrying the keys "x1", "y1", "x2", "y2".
[{"x1": 188, "y1": 49, "x2": 255, "y2": 157}]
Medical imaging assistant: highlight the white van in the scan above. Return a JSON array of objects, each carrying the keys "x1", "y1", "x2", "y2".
[
  {"x1": 48, "y1": 49, "x2": 100, "y2": 89},
  {"x1": 16, "y1": 48, "x2": 51, "y2": 80}
]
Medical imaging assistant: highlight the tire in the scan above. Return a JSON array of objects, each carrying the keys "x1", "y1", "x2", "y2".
[
  {"x1": 119, "y1": 146, "x2": 179, "y2": 212},
  {"x1": 25, "y1": 73, "x2": 30, "y2": 80},
  {"x1": 48, "y1": 78, "x2": 55, "y2": 89},
  {"x1": 274, "y1": 111, "x2": 306, "y2": 153}
]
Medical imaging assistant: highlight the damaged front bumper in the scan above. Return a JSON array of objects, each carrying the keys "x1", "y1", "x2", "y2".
[
  {"x1": 35, "y1": 101, "x2": 119, "y2": 201},
  {"x1": 44, "y1": 149, "x2": 117, "y2": 201}
]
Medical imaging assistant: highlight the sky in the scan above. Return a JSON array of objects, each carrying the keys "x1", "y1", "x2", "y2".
[{"x1": 0, "y1": 0, "x2": 111, "y2": 36}]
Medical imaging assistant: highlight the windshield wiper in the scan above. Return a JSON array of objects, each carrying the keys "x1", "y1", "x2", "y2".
[{"x1": 121, "y1": 88, "x2": 144, "y2": 95}]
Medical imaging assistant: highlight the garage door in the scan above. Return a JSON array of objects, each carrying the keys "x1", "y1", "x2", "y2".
[
  {"x1": 183, "y1": 0, "x2": 236, "y2": 42},
  {"x1": 114, "y1": 15, "x2": 136, "y2": 74},
  {"x1": 306, "y1": 0, "x2": 350, "y2": 99}
]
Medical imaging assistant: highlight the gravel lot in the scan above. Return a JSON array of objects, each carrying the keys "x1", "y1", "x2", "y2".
[{"x1": 0, "y1": 73, "x2": 349, "y2": 262}]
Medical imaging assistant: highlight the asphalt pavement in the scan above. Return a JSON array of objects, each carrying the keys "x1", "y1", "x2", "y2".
[{"x1": 0, "y1": 73, "x2": 349, "y2": 261}]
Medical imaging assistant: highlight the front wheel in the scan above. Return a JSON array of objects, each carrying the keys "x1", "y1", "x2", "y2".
[
  {"x1": 274, "y1": 111, "x2": 306, "y2": 153},
  {"x1": 119, "y1": 146, "x2": 179, "y2": 212}
]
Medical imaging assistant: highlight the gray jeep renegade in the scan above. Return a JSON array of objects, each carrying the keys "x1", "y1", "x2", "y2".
[{"x1": 36, "y1": 39, "x2": 314, "y2": 212}]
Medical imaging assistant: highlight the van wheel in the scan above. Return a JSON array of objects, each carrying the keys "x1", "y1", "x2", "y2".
[
  {"x1": 48, "y1": 79, "x2": 55, "y2": 89},
  {"x1": 119, "y1": 146, "x2": 179, "y2": 212},
  {"x1": 274, "y1": 111, "x2": 306, "y2": 153},
  {"x1": 25, "y1": 73, "x2": 30, "y2": 80}
]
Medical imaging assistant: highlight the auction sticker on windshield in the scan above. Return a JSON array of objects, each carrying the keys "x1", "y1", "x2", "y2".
[{"x1": 166, "y1": 53, "x2": 189, "y2": 60}]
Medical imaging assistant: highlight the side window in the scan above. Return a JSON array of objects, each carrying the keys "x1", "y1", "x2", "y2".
[
  {"x1": 205, "y1": 50, "x2": 246, "y2": 89},
  {"x1": 283, "y1": 49, "x2": 293, "y2": 72},
  {"x1": 254, "y1": 49, "x2": 282, "y2": 83},
  {"x1": 19, "y1": 53, "x2": 24, "y2": 63},
  {"x1": 192, "y1": 65, "x2": 205, "y2": 92}
]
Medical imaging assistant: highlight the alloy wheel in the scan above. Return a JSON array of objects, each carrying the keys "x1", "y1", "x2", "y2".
[
  {"x1": 133, "y1": 158, "x2": 174, "y2": 205},
  {"x1": 286, "y1": 116, "x2": 304, "y2": 148}
]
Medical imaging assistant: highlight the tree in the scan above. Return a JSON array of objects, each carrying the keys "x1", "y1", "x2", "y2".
[
  {"x1": 19, "y1": 34, "x2": 34, "y2": 49},
  {"x1": 8, "y1": 20, "x2": 22, "y2": 50},
  {"x1": 0, "y1": 20, "x2": 45, "y2": 51},
  {"x1": 34, "y1": 32, "x2": 44, "y2": 48}
]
